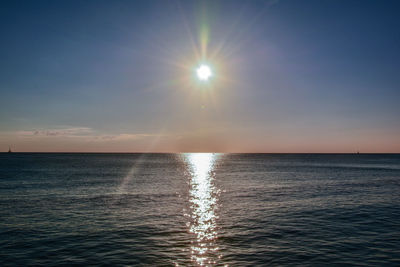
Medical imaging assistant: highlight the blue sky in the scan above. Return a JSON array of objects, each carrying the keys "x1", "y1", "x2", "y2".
[{"x1": 0, "y1": 0, "x2": 399, "y2": 152}]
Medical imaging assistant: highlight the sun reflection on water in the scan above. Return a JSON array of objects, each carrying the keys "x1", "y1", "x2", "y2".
[{"x1": 184, "y1": 153, "x2": 221, "y2": 266}]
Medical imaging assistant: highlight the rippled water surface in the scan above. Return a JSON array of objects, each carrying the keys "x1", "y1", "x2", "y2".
[{"x1": 1, "y1": 153, "x2": 400, "y2": 266}]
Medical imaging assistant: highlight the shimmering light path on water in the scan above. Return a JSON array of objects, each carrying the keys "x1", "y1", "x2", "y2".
[
  {"x1": 0, "y1": 153, "x2": 400, "y2": 266},
  {"x1": 184, "y1": 153, "x2": 220, "y2": 265}
]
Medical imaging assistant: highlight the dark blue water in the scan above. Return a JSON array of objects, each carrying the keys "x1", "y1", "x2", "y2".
[{"x1": 1, "y1": 153, "x2": 399, "y2": 266}]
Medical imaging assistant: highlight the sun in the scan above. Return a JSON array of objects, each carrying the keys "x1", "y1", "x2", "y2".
[{"x1": 196, "y1": 64, "x2": 212, "y2": 81}]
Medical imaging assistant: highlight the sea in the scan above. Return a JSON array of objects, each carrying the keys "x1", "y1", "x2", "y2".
[{"x1": 0, "y1": 153, "x2": 399, "y2": 266}]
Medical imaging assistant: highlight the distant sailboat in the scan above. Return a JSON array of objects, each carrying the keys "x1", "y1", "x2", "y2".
[{"x1": 7, "y1": 146, "x2": 12, "y2": 153}]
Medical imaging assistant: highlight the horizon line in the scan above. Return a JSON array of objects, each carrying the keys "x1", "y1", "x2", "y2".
[{"x1": 2, "y1": 151, "x2": 400, "y2": 154}]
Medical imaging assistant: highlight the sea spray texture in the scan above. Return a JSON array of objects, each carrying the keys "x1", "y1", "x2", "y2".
[{"x1": 0, "y1": 153, "x2": 399, "y2": 266}]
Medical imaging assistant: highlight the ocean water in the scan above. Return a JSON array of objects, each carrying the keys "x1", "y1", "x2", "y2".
[{"x1": 0, "y1": 153, "x2": 399, "y2": 266}]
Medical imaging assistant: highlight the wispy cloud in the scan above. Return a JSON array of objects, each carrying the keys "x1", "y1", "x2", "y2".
[
  {"x1": 16, "y1": 127, "x2": 92, "y2": 137},
  {"x1": 93, "y1": 133, "x2": 159, "y2": 141},
  {"x1": 13, "y1": 127, "x2": 163, "y2": 141}
]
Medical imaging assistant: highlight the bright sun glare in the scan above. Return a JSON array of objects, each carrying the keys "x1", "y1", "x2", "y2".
[{"x1": 196, "y1": 64, "x2": 212, "y2": 81}]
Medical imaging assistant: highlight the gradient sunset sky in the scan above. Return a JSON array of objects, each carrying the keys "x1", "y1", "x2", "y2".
[{"x1": 1, "y1": 0, "x2": 399, "y2": 152}]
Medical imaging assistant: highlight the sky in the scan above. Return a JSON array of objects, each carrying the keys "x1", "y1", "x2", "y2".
[{"x1": 0, "y1": 0, "x2": 399, "y2": 153}]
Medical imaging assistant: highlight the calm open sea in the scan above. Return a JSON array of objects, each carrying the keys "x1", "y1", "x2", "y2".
[{"x1": 0, "y1": 153, "x2": 399, "y2": 266}]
